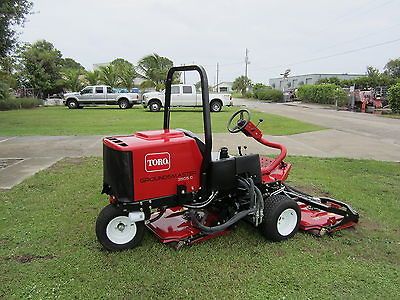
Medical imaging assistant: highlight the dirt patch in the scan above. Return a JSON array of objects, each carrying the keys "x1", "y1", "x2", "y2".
[
  {"x1": 285, "y1": 182, "x2": 331, "y2": 197},
  {"x1": 8, "y1": 254, "x2": 55, "y2": 263},
  {"x1": 48, "y1": 157, "x2": 85, "y2": 171}
]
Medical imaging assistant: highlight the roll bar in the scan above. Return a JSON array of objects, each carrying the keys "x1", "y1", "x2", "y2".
[{"x1": 163, "y1": 65, "x2": 212, "y2": 191}]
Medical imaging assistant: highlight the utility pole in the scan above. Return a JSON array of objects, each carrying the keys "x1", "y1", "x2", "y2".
[
  {"x1": 244, "y1": 48, "x2": 249, "y2": 78},
  {"x1": 216, "y1": 62, "x2": 219, "y2": 92},
  {"x1": 182, "y1": 63, "x2": 186, "y2": 84}
]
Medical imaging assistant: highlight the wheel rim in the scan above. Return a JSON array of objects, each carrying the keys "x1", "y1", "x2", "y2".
[
  {"x1": 120, "y1": 101, "x2": 128, "y2": 108},
  {"x1": 151, "y1": 103, "x2": 158, "y2": 111},
  {"x1": 106, "y1": 216, "x2": 137, "y2": 244},
  {"x1": 69, "y1": 101, "x2": 76, "y2": 108},
  {"x1": 212, "y1": 103, "x2": 220, "y2": 111},
  {"x1": 277, "y1": 208, "x2": 297, "y2": 236}
]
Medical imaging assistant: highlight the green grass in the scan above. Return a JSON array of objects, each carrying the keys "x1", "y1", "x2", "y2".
[
  {"x1": 381, "y1": 113, "x2": 400, "y2": 119},
  {"x1": 0, "y1": 157, "x2": 399, "y2": 299},
  {"x1": 0, "y1": 106, "x2": 323, "y2": 136}
]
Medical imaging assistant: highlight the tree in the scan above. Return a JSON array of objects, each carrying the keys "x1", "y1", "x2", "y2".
[
  {"x1": 85, "y1": 70, "x2": 100, "y2": 85},
  {"x1": 387, "y1": 83, "x2": 400, "y2": 114},
  {"x1": 110, "y1": 58, "x2": 136, "y2": 90},
  {"x1": 384, "y1": 58, "x2": 400, "y2": 78},
  {"x1": 136, "y1": 53, "x2": 178, "y2": 90},
  {"x1": 61, "y1": 68, "x2": 84, "y2": 92},
  {"x1": 62, "y1": 58, "x2": 84, "y2": 71},
  {"x1": 232, "y1": 75, "x2": 252, "y2": 96},
  {"x1": 0, "y1": 0, "x2": 33, "y2": 57},
  {"x1": 99, "y1": 64, "x2": 119, "y2": 87},
  {"x1": 17, "y1": 40, "x2": 63, "y2": 97}
]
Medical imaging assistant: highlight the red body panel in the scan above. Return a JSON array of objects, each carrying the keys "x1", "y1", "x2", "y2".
[
  {"x1": 104, "y1": 130, "x2": 203, "y2": 201},
  {"x1": 146, "y1": 207, "x2": 229, "y2": 245},
  {"x1": 260, "y1": 156, "x2": 291, "y2": 183}
]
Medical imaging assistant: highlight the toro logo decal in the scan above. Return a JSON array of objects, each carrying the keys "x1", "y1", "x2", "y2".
[{"x1": 145, "y1": 152, "x2": 171, "y2": 172}]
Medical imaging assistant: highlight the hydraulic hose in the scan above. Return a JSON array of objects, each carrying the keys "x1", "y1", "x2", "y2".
[
  {"x1": 190, "y1": 176, "x2": 263, "y2": 233},
  {"x1": 190, "y1": 208, "x2": 255, "y2": 233}
]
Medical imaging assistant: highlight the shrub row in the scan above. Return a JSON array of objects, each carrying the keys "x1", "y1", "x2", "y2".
[
  {"x1": 252, "y1": 84, "x2": 283, "y2": 102},
  {"x1": 388, "y1": 83, "x2": 400, "y2": 113},
  {"x1": 0, "y1": 97, "x2": 43, "y2": 110},
  {"x1": 296, "y1": 84, "x2": 348, "y2": 106}
]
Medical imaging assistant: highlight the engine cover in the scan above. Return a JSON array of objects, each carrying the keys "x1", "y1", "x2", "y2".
[{"x1": 103, "y1": 130, "x2": 203, "y2": 202}]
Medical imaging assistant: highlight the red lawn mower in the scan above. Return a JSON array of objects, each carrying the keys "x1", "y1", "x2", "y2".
[{"x1": 95, "y1": 65, "x2": 359, "y2": 251}]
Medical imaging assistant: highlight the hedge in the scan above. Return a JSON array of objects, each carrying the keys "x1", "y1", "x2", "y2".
[
  {"x1": 388, "y1": 83, "x2": 400, "y2": 113},
  {"x1": 0, "y1": 97, "x2": 43, "y2": 110},
  {"x1": 297, "y1": 84, "x2": 347, "y2": 106}
]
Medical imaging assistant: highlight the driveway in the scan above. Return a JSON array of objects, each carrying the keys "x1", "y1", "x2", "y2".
[{"x1": 1, "y1": 101, "x2": 399, "y2": 189}]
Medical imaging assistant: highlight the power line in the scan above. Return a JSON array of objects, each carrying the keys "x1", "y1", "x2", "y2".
[
  {"x1": 252, "y1": 37, "x2": 400, "y2": 72},
  {"x1": 311, "y1": 21, "x2": 400, "y2": 54},
  {"x1": 311, "y1": 0, "x2": 395, "y2": 36}
]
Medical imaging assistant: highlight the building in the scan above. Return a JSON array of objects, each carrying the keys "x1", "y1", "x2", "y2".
[
  {"x1": 269, "y1": 73, "x2": 365, "y2": 90},
  {"x1": 213, "y1": 82, "x2": 233, "y2": 93}
]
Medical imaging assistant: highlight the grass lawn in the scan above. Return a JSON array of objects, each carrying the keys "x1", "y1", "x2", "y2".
[
  {"x1": 0, "y1": 157, "x2": 399, "y2": 298},
  {"x1": 381, "y1": 113, "x2": 400, "y2": 119},
  {"x1": 0, "y1": 106, "x2": 324, "y2": 136}
]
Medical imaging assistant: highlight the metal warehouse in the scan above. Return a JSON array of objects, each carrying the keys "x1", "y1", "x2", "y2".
[{"x1": 269, "y1": 73, "x2": 365, "y2": 90}]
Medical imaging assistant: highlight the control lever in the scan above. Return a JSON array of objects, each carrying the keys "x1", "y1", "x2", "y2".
[
  {"x1": 255, "y1": 118, "x2": 264, "y2": 128},
  {"x1": 237, "y1": 146, "x2": 248, "y2": 156}
]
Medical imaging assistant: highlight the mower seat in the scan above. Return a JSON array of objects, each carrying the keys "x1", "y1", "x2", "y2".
[{"x1": 176, "y1": 128, "x2": 205, "y2": 156}]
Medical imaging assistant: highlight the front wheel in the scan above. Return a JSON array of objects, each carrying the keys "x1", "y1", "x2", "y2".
[
  {"x1": 95, "y1": 204, "x2": 145, "y2": 251},
  {"x1": 67, "y1": 99, "x2": 79, "y2": 109},
  {"x1": 259, "y1": 195, "x2": 300, "y2": 241},
  {"x1": 149, "y1": 100, "x2": 161, "y2": 112}
]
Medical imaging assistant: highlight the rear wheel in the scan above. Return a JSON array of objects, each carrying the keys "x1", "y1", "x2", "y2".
[
  {"x1": 118, "y1": 99, "x2": 130, "y2": 109},
  {"x1": 210, "y1": 100, "x2": 222, "y2": 112},
  {"x1": 67, "y1": 99, "x2": 79, "y2": 109},
  {"x1": 149, "y1": 100, "x2": 161, "y2": 112},
  {"x1": 96, "y1": 204, "x2": 145, "y2": 251},
  {"x1": 259, "y1": 194, "x2": 300, "y2": 241}
]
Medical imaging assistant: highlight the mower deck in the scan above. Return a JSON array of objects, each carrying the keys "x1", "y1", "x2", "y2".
[
  {"x1": 146, "y1": 207, "x2": 230, "y2": 246},
  {"x1": 146, "y1": 200, "x2": 357, "y2": 247}
]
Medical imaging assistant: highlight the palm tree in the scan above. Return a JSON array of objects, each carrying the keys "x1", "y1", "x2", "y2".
[
  {"x1": 99, "y1": 65, "x2": 120, "y2": 87},
  {"x1": 85, "y1": 70, "x2": 100, "y2": 85},
  {"x1": 232, "y1": 75, "x2": 252, "y2": 96},
  {"x1": 111, "y1": 58, "x2": 137, "y2": 91},
  {"x1": 61, "y1": 68, "x2": 84, "y2": 92},
  {"x1": 136, "y1": 53, "x2": 178, "y2": 90}
]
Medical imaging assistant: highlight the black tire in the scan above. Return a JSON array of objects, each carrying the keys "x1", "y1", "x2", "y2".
[
  {"x1": 118, "y1": 98, "x2": 130, "y2": 109},
  {"x1": 259, "y1": 195, "x2": 300, "y2": 242},
  {"x1": 95, "y1": 204, "x2": 145, "y2": 251},
  {"x1": 210, "y1": 99, "x2": 222, "y2": 112},
  {"x1": 149, "y1": 100, "x2": 161, "y2": 112},
  {"x1": 67, "y1": 99, "x2": 79, "y2": 109}
]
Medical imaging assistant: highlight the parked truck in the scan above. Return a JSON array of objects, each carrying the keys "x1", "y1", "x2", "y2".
[
  {"x1": 142, "y1": 84, "x2": 232, "y2": 112},
  {"x1": 63, "y1": 85, "x2": 141, "y2": 109}
]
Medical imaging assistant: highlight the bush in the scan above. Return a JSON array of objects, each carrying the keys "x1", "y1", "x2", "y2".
[
  {"x1": 0, "y1": 81, "x2": 10, "y2": 100},
  {"x1": 254, "y1": 88, "x2": 283, "y2": 102},
  {"x1": 297, "y1": 84, "x2": 347, "y2": 106},
  {"x1": 388, "y1": 83, "x2": 400, "y2": 113},
  {"x1": 0, "y1": 97, "x2": 43, "y2": 110},
  {"x1": 243, "y1": 91, "x2": 253, "y2": 99}
]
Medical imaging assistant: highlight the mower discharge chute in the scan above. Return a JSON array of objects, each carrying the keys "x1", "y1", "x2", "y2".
[{"x1": 96, "y1": 65, "x2": 359, "y2": 251}]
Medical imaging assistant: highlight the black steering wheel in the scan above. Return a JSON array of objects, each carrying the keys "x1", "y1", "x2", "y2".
[{"x1": 227, "y1": 109, "x2": 251, "y2": 133}]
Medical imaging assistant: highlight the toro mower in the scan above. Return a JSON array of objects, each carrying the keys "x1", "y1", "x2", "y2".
[{"x1": 95, "y1": 65, "x2": 359, "y2": 251}]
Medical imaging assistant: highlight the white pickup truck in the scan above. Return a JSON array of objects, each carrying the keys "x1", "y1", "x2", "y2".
[
  {"x1": 63, "y1": 85, "x2": 141, "y2": 109},
  {"x1": 142, "y1": 84, "x2": 232, "y2": 112}
]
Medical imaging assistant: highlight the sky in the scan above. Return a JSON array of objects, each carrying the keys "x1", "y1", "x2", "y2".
[{"x1": 19, "y1": 0, "x2": 400, "y2": 85}]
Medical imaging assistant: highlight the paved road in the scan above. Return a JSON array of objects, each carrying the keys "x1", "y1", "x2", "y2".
[{"x1": 1, "y1": 100, "x2": 399, "y2": 188}]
